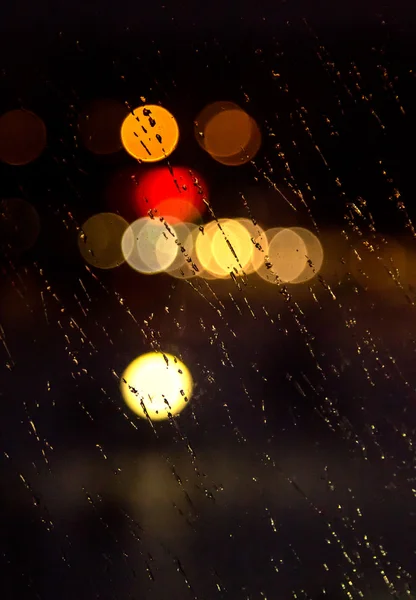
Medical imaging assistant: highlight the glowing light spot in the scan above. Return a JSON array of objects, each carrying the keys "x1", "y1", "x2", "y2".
[
  {"x1": 168, "y1": 224, "x2": 204, "y2": 280},
  {"x1": 134, "y1": 166, "x2": 208, "y2": 223},
  {"x1": 204, "y1": 109, "x2": 253, "y2": 157},
  {"x1": 195, "y1": 219, "x2": 253, "y2": 278},
  {"x1": 257, "y1": 228, "x2": 308, "y2": 284},
  {"x1": 0, "y1": 109, "x2": 46, "y2": 165},
  {"x1": 195, "y1": 221, "x2": 224, "y2": 278},
  {"x1": 234, "y1": 218, "x2": 269, "y2": 274},
  {"x1": 194, "y1": 101, "x2": 261, "y2": 166},
  {"x1": 78, "y1": 212, "x2": 129, "y2": 269},
  {"x1": 289, "y1": 227, "x2": 324, "y2": 284},
  {"x1": 152, "y1": 199, "x2": 201, "y2": 224},
  {"x1": 0, "y1": 198, "x2": 40, "y2": 254},
  {"x1": 121, "y1": 217, "x2": 179, "y2": 274},
  {"x1": 210, "y1": 219, "x2": 253, "y2": 276},
  {"x1": 121, "y1": 105, "x2": 179, "y2": 163},
  {"x1": 78, "y1": 98, "x2": 128, "y2": 155},
  {"x1": 120, "y1": 352, "x2": 193, "y2": 421},
  {"x1": 156, "y1": 221, "x2": 192, "y2": 273}
]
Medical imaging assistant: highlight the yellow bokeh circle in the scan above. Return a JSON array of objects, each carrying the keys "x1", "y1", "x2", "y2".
[
  {"x1": 78, "y1": 212, "x2": 129, "y2": 269},
  {"x1": 210, "y1": 219, "x2": 253, "y2": 276},
  {"x1": 234, "y1": 218, "x2": 269, "y2": 274},
  {"x1": 120, "y1": 352, "x2": 193, "y2": 421},
  {"x1": 121, "y1": 105, "x2": 179, "y2": 163},
  {"x1": 121, "y1": 217, "x2": 180, "y2": 274},
  {"x1": 289, "y1": 227, "x2": 324, "y2": 284},
  {"x1": 156, "y1": 221, "x2": 192, "y2": 274},
  {"x1": 195, "y1": 219, "x2": 253, "y2": 278},
  {"x1": 168, "y1": 224, "x2": 205, "y2": 280},
  {"x1": 257, "y1": 227, "x2": 308, "y2": 284}
]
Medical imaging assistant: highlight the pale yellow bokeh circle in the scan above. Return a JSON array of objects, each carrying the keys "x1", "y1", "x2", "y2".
[
  {"x1": 210, "y1": 219, "x2": 253, "y2": 276},
  {"x1": 289, "y1": 227, "x2": 324, "y2": 284},
  {"x1": 168, "y1": 224, "x2": 206, "y2": 280},
  {"x1": 120, "y1": 352, "x2": 193, "y2": 421},
  {"x1": 121, "y1": 105, "x2": 179, "y2": 163},
  {"x1": 257, "y1": 227, "x2": 308, "y2": 284},
  {"x1": 78, "y1": 212, "x2": 129, "y2": 269},
  {"x1": 194, "y1": 221, "x2": 222, "y2": 278},
  {"x1": 121, "y1": 217, "x2": 180, "y2": 274},
  {"x1": 156, "y1": 221, "x2": 192, "y2": 274},
  {"x1": 196, "y1": 219, "x2": 253, "y2": 278},
  {"x1": 234, "y1": 218, "x2": 269, "y2": 274}
]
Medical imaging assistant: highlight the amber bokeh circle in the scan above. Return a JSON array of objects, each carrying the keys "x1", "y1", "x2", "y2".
[{"x1": 121, "y1": 105, "x2": 179, "y2": 163}]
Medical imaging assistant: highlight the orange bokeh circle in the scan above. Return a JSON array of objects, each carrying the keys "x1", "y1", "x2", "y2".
[
  {"x1": 194, "y1": 101, "x2": 261, "y2": 166},
  {"x1": 121, "y1": 104, "x2": 179, "y2": 163}
]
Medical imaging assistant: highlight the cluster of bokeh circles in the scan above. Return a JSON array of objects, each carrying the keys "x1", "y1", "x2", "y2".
[
  {"x1": 0, "y1": 100, "x2": 404, "y2": 421},
  {"x1": 0, "y1": 99, "x2": 260, "y2": 164},
  {"x1": 0, "y1": 101, "x2": 402, "y2": 293},
  {"x1": 0, "y1": 100, "x2": 267, "y2": 421},
  {"x1": 81, "y1": 211, "x2": 325, "y2": 285},
  {"x1": 73, "y1": 101, "x2": 323, "y2": 285}
]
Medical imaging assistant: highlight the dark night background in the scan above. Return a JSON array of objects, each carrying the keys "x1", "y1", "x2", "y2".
[{"x1": 1, "y1": 1, "x2": 416, "y2": 598}]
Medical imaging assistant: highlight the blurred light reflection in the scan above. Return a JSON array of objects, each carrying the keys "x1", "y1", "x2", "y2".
[
  {"x1": 120, "y1": 352, "x2": 193, "y2": 421},
  {"x1": 289, "y1": 227, "x2": 324, "y2": 284},
  {"x1": 78, "y1": 212, "x2": 129, "y2": 269},
  {"x1": 257, "y1": 227, "x2": 308, "y2": 284},
  {"x1": 122, "y1": 217, "x2": 179, "y2": 274},
  {"x1": 121, "y1": 105, "x2": 179, "y2": 163},
  {"x1": 134, "y1": 166, "x2": 208, "y2": 223},
  {"x1": 194, "y1": 101, "x2": 261, "y2": 166}
]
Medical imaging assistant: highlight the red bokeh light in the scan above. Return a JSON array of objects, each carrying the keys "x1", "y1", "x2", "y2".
[
  {"x1": 135, "y1": 166, "x2": 208, "y2": 223},
  {"x1": 151, "y1": 199, "x2": 201, "y2": 224}
]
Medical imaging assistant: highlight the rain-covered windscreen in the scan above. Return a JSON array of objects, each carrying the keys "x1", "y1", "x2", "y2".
[{"x1": 1, "y1": 4, "x2": 416, "y2": 599}]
